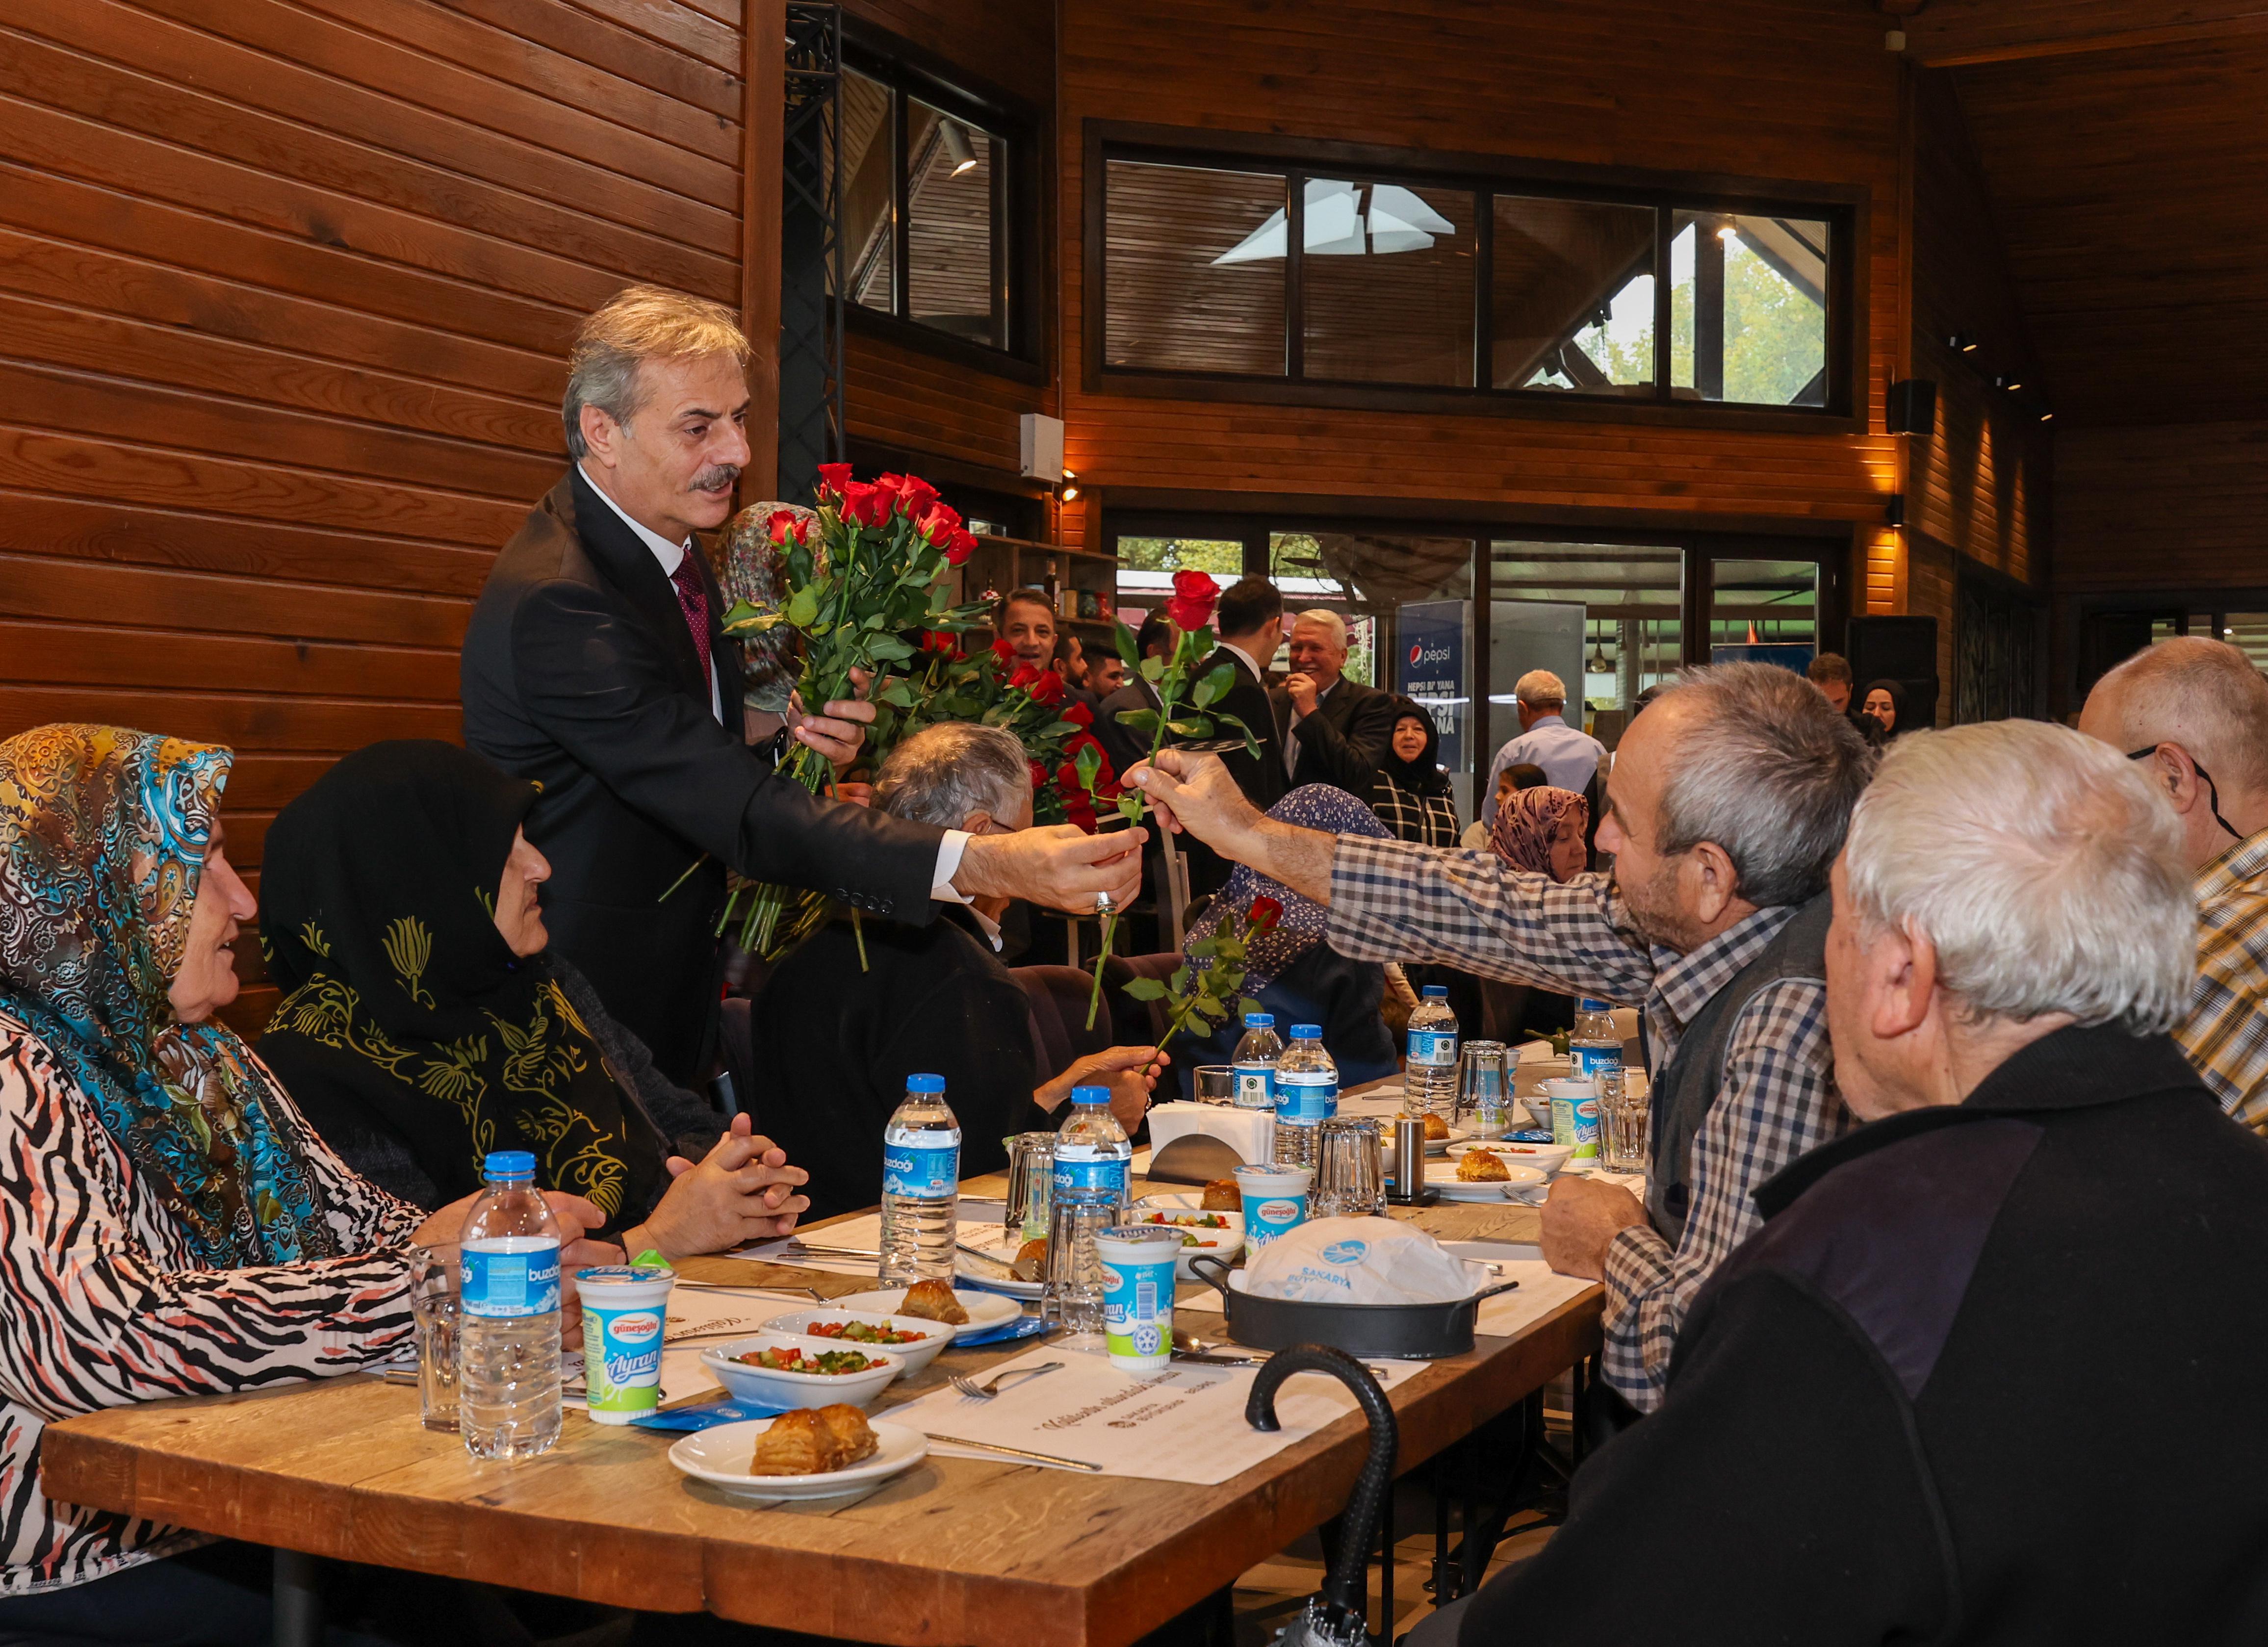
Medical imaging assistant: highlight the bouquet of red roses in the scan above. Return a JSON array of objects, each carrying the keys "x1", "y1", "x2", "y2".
[{"x1": 717, "y1": 464, "x2": 995, "y2": 954}]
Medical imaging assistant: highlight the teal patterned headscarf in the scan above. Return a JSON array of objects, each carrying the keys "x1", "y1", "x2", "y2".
[{"x1": 0, "y1": 724, "x2": 335, "y2": 1266}]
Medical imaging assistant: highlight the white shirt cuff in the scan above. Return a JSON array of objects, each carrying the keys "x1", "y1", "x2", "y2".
[{"x1": 931, "y1": 830, "x2": 973, "y2": 903}]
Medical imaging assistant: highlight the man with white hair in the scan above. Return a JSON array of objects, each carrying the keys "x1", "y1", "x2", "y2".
[
  {"x1": 1272, "y1": 608, "x2": 1397, "y2": 793},
  {"x1": 1410, "y1": 721, "x2": 2268, "y2": 1645},
  {"x1": 461, "y1": 286, "x2": 1141, "y2": 1081},
  {"x1": 1134, "y1": 663, "x2": 1870, "y2": 1413},
  {"x1": 2078, "y1": 636, "x2": 2268, "y2": 1128},
  {"x1": 1481, "y1": 668, "x2": 1606, "y2": 826}
]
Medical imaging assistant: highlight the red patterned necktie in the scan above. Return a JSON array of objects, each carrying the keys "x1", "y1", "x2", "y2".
[{"x1": 667, "y1": 551, "x2": 713, "y2": 689}]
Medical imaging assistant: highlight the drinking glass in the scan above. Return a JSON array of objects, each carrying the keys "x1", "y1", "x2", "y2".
[
  {"x1": 407, "y1": 1245, "x2": 461, "y2": 1433},
  {"x1": 1042, "y1": 1197, "x2": 1117, "y2": 1337},
  {"x1": 1004, "y1": 1132, "x2": 1057, "y2": 1244},
  {"x1": 1458, "y1": 1041, "x2": 1510, "y2": 1138},
  {"x1": 1598, "y1": 1070, "x2": 1652, "y2": 1173},
  {"x1": 1194, "y1": 1065, "x2": 1236, "y2": 1106},
  {"x1": 1311, "y1": 1117, "x2": 1384, "y2": 1219}
]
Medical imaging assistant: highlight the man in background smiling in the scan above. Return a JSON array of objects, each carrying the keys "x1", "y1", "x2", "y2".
[{"x1": 461, "y1": 286, "x2": 1142, "y2": 1083}]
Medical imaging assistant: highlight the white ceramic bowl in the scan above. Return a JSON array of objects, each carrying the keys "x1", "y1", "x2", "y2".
[
  {"x1": 1126, "y1": 1196, "x2": 1247, "y2": 1275},
  {"x1": 670, "y1": 1418, "x2": 929, "y2": 1500},
  {"x1": 699, "y1": 1333, "x2": 901, "y2": 1410},
  {"x1": 755, "y1": 1309, "x2": 950, "y2": 1378},
  {"x1": 1447, "y1": 1139, "x2": 1573, "y2": 1177}
]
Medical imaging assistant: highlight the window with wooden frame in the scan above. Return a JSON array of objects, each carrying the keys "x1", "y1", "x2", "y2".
[{"x1": 1089, "y1": 127, "x2": 1861, "y2": 428}]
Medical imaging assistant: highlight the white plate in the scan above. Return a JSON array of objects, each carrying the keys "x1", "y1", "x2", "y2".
[
  {"x1": 699, "y1": 1335, "x2": 901, "y2": 1409},
  {"x1": 1425, "y1": 1159, "x2": 1550, "y2": 1203},
  {"x1": 1446, "y1": 1139, "x2": 1572, "y2": 1177},
  {"x1": 1124, "y1": 1200, "x2": 1247, "y2": 1276},
  {"x1": 756, "y1": 1309, "x2": 951, "y2": 1378},
  {"x1": 670, "y1": 1417, "x2": 929, "y2": 1500},
  {"x1": 829, "y1": 1286, "x2": 1022, "y2": 1339},
  {"x1": 946, "y1": 1239, "x2": 1044, "y2": 1299}
]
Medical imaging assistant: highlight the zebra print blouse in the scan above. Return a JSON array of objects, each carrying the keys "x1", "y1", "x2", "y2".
[{"x1": 0, "y1": 1009, "x2": 425, "y2": 1596}]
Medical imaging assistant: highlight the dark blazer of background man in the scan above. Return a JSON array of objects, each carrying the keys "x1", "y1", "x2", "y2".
[
  {"x1": 462, "y1": 289, "x2": 1146, "y2": 1083},
  {"x1": 1270, "y1": 608, "x2": 1397, "y2": 795}
]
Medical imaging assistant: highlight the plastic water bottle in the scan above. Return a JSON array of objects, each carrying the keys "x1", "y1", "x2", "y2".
[
  {"x1": 1273, "y1": 1025, "x2": 1339, "y2": 1169},
  {"x1": 1052, "y1": 1085, "x2": 1132, "y2": 1211},
  {"x1": 1046, "y1": 1085, "x2": 1129, "y2": 1334},
  {"x1": 458, "y1": 1150, "x2": 563, "y2": 1461},
  {"x1": 1232, "y1": 1012, "x2": 1284, "y2": 1110},
  {"x1": 879, "y1": 1073, "x2": 961, "y2": 1285},
  {"x1": 1403, "y1": 985, "x2": 1459, "y2": 1115},
  {"x1": 1571, "y1": 997, "x2": 1624, "y2": 1088}
]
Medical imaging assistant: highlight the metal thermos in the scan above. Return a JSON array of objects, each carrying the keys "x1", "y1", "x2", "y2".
[{"x1": 1389, "y1": 1117, "x2": 1428, "y2": 1204}]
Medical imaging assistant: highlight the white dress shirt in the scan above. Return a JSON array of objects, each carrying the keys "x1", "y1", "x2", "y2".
[{"x1": 577, "y1": 464, "x2": 970, "y2": 901}]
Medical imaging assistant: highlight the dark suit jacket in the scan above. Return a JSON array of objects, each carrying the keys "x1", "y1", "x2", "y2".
[
  {"x1": 460, "y1": 468, "x2": 944, "y2": 1082},
  {"x1": 1271, "y1": 674, "x2": 1398, "y2": 796},
  {"x1": 747, "y1": 909, "x2": 1051, "y2": 1221}
]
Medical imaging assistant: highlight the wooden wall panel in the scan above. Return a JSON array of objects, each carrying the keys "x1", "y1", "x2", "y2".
[
  {"x1": 0, "y1": 0, "x2": 747, "y2": 1033},
  {"x1": 1057, "y1": 0, "x2": 1905, "y2": 559},
  {"x1": 2056, "y1": 420, "x2": 2268, "y2": 592}
]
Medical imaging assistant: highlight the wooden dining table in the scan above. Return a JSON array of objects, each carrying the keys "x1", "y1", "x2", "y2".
[{"x1": 40, "y1": 1177, "x2": 1600, "y2": 1647}]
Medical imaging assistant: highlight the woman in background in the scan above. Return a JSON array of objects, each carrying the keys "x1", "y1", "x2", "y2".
[
  {"x1": 1475, "y1": 784, "x2": 1593, "y2": 1042},
  {"x1": 1369, "y1": 699, "x2": 1461, "y2": 849},
  {"x1": 1859, "y1": 678, "x2": 1908, "y2": 745}
]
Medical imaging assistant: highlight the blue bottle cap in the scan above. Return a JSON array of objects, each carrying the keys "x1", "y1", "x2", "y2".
[
  {"x1": 1244, "y1": 1012, "x2": 1275, "y2": 1028},
  {"x1": 1070, "y1": 1084, "x2": 1110, "y2": 1106},
  {"x1": 1289, "y1": 1024, "x2": 1322, "y2": 1039},
  {"x1": 1577, "y1": 997, "x2": 1611, "y2": 1012},
  {"x1": 906, "y1": 1074, "x2": 947, "y2": 1094},
  {"x1": 483, "y1": 1150, "x2": 536, "y2": 1177},
  {"x1": 1421, "y1": 985, "x2": 1448, "y2": 1000}
]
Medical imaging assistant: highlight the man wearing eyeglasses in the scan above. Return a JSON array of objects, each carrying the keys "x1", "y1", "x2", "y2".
[{"x1": 2079, "y1": 636, "x2": 2268, "y2": 1129}]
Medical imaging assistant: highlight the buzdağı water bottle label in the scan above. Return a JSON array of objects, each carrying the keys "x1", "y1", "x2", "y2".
[
  {"x1": 881, "y1": 1139, "x2": 959, "y2": 1198},
  {"x1": 1572, "y1": 1045, "x2": 1623, "y2": 1082},
  {"x1": 1053, "y1": 1152, "x2": 1130, "y2": 1203},
  {"x1": 1407, "y1": 1028, "x2": 1458, "y2": 1067},
  {"x1": 1277, "y1": 1076, "x2": 1339, "y2": 1127},
  {"x1": 461, "y1": 1238, "x2": 560, "y2": 1319}
]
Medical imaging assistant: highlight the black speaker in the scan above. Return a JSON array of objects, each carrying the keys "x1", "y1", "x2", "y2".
[
  {"x1": 1847, "y1": 616, "x2": 1939, "y2": 728},
  {"x1": 1887, "y1": 379, "x2": 1937, "y2": 437}
]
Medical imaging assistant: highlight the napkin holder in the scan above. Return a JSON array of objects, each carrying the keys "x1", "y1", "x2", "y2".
[{"x1": 1145, "y1": 1101, "x2": 1271, "y2": 1184}]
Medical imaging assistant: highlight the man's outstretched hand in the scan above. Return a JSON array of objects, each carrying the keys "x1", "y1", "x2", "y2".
[
  {"x1": 953, "y1": 823, "x2": 1147, "y2": 914},
  {"x1": 1127, "y1": 749, "x2": 1266, "y2": 856}
]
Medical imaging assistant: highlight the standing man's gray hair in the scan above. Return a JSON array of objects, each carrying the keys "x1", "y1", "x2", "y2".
[
  {"x1": 563, "y1": 285, "x2": 749, "y2": 459},
  {"x1": 1515, "y1": 669, "x2": 1568, "y2": 708},
  {"x1": 1294, "y1": 609, "x2": 1350, "y2": 650},
  {"x1": 1843, "y1": 721, "x2": 2191, "y2": 1033},
  {"x1": 873, "y1": 723, "x2": 1031, "y2": 830},
  {"x1": 1653, "y1": 663, "x2": 1874, "y2": 907}
]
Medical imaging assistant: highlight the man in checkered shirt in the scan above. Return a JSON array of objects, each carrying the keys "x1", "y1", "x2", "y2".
[
  {"x1": 2079, "y1": 636, "x2": 2268, "y2": 1129},
  {"x1": 1134, "y1": 664, "x2": 1873, "y2": 1413}
]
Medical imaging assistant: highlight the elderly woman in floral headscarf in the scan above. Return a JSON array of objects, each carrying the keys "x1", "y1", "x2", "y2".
[
  {"x1": 0, "y1": 726, "x2": 616, "y2": 1636},
  {"x1": 1490, "y1": 785, "x2": 1591, "y2": 883}
]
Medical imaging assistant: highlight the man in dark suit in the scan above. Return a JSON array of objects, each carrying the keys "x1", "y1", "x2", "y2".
[
  {"x1": 1272, "y1": 608, "x2": 1398, "y2": 795},
  {"x1": 461, "y1": 286, "x2": 1142, "y2": 1081}
]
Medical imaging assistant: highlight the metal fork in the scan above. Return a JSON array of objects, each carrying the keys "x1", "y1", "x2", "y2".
[{"x1": 947, "y1": 1359, "x2": 1064, "y2": 1400}]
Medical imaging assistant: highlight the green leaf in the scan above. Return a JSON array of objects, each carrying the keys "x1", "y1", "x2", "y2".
[
  {"x1": 1191, "y1": 662, "x2": 1235, "y2": 710},
  {"x1": 1165, "y1": 717, "x2": 1214, "y2": 739},
  {"x1": 783, "y1": 586, "x2": 821, "y2": 628},
  {"x1": 1115, "y1": 793, "x2": 1146, "y2": 823},
  {"x1": 1189, "y1": 995, "x2": 1228, "y2": 1022},
  {"x1": 1112, "y1": 707, "x2": 1160, "y2": 738},
  {"x1": 1140, "y1": 656, "x2": 1166, "y2": 684},
  {"x1": 1211, "y1": 709, "x2": 1263, "y2": 760},
  {"x1": 1168, "y1": 965, "x2": 1189, "y2": 994},
  {"x1": 1074, "y1": 741, "x2": 1103, "y2": 794},
  {"x1": 1123, "y1": 977, "x2": 1168, "y2": 1001},
  {"x1": 867, "y1": 635, "x2": 915, "y2": 664},
  {"x1": 1239, "y1": 995, "x2": 1263, "y2": 1020},
  {"x1": 1114, "y1": 619, "x2": 1141, "y2": 669},
  {"x1": 876, "y1": 677, "x2": 915, "y2": 708},
  {"x1": 1189, "y1": 937, "x2": 1219, "y2": 960}
]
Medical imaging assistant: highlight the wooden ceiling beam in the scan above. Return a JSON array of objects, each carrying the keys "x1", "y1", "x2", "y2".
[{"x1": 1909, "y1": 3, "x2": 2268, "y2": 68}]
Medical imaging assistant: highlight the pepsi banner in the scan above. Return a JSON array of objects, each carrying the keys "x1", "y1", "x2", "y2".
[{"x1": 1395, "y1": 598, "x2": 1467, "y2": 774}]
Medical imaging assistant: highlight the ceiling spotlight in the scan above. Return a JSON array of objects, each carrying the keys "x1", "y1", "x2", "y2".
[
  {"x1": 940, "y1": 121, "x2": 979, "y2": 177},
  {"x1": 1060, "y1": 484, "x2": 1081, "y2": 503},
  {"x1": 2038, "y1": 410, "x2": 2054, "y2": 422},
  {"x1": 1994, "y1": 375, "x2": 2023, "y2": 391},
  {"x1": 1716, "y1": 224, "x2": 1740, "y2": 241},
  {"x1": 1947, "y1": 333, "x2": 1979, "y2": 353}
]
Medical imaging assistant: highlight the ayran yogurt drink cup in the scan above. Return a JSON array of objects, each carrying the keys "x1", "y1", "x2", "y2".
[
  {"x1": 1235, "y1": 1164, "x2": 1314, "y2": 1250},
  {"x1": 576, "y1": 1264, "x2": 676, "y2": 1424},
  {"x1": 1542, "y1": 1076, "x2": 1600, "y2": 1161},
  {"x1": 1094, "y1": 1225, "x2": 1183, "y2": 1373}
]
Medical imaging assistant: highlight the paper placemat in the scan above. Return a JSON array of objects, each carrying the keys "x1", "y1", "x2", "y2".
[{"x1": 886, "y1": 1341, "x2": 1419, "y2": 1483}]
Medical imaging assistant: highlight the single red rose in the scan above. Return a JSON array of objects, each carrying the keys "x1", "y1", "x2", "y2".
[
  {"x1": 945, "y1": 528, "x2": 979, "y2": 566},
  {"x1": 1007, "y1": 663, "x2": 1040, "y2": 691},
  {"x1": 886, "y1": 473, "x2": 940, "y2": 520},
  {"x1": 1028, "y1": 669, "x2": 1065, "y2": 706},
  {"x1": 991, "y1": 636, "x2": 1018, "y2": 667},
  {"x1": 922, "y1": 628, "x2": 961, "y2": 653},
  {"x1": 1056, "y1": 764, "x2": 1100, "y2": 833},
  {"x1": 1028, "y1": 757, "x2": 1051, "y2": 794},
  {"x1": 816, "y1": 463, "x2": 853, "y2": 500},
  {"x1": 839, "y1": 481, "x2": 892, "y2": 529},
  {"x1": 1062, "y1": 699, "x2": 1093, "y2": 728},
  {"x1": 1064, "y1": 733, "x2": 1120, "y2": 798},
  {"x1": 913, "y1": 497, "x2": 962, "y2": 545},
  {"x1": 765, "y1": 509, "x2": 803, "y2": 546},
  {"x1": 1171, "y1": 568, "x2": 1219, "y2": 601},
  {"x1": 1163, "y1": 568, "x2": 1220, "y2": 633},
  {"x1": 1248, "y1": 895, "x2": 1284, "y2": 931}
]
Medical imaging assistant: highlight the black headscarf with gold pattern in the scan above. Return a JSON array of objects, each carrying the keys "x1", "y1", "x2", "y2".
[{"x1": 256, "y1": 742, "x2": 664, "y2": 1222}]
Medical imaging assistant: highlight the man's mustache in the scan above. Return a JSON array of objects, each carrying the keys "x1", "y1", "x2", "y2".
[{"x1": 689, "y1": 464, "x2": 742, "y2": 492}]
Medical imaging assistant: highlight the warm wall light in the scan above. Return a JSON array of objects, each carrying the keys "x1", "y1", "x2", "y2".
[
  {"x1": 1885, "y1": 492, "x2": 1906, "y2": 529},
  {"x1": 940, "y1": 121, "x2": 979, "y2": 177},
  {"x1": 1060, "y1": 484, "x2": 1081, "y2": 502},
  {"x1": 1947, "y1": 333, "x2": 1979, "y2": 353}
]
